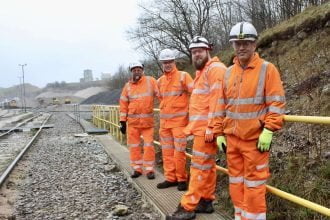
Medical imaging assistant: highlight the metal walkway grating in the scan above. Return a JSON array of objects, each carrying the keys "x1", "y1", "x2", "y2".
[{"x1": 96, "y1": 134, "x2": 231, "y2": 220}]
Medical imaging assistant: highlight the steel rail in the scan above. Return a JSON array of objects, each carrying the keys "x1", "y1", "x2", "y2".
[
  {"x1": 0, "y1": 114, "x2": 52, "y2": 187},
  {"x1": 0, "y1": 114, "x2": 39, "y2": 138}
]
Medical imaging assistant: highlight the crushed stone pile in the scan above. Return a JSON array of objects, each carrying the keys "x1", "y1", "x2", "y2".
[
  {"x1": 80, "y1": 89, "x2": 121, "y2": 105},
  {"x1": 74, "y1": 87, "x2": 108, "y2": 98}
]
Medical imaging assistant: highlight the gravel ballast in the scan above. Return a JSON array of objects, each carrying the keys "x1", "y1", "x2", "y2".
[{"x1": 7, "y1": 112, "x2": 160, "y2": 219}]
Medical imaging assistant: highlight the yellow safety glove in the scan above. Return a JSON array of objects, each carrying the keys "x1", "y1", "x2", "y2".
[
  {"x1": 216, "y1": 136, "x2": 227, "y2": 153},
  {"x1": 257, "y1": 128, "x2": 273, "y2": 152}
]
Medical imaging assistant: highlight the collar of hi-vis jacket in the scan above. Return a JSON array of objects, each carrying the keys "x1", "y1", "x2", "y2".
[
  {"x1": 129, "y1": 74, "x2": 145, "y2": 84},
  {"x1": 233, "y1": 52, "x2": 263, "y2": 70},
  {"x1": 163, "y1": 66, "x2": 178, "y2": 80},
  {"x1": 195, "y1": 56, "x2": 220, "y2": 79}
]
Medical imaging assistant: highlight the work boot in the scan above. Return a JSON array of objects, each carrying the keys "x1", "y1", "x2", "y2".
[
  {"x1": 157, "y1": 180, "x2": 178, "y2": 189},
  {"x1": 131, "y1": 171, "x2": 142, "y2": 178},
  {"x1": 195, "y1": 198, "x2": 214, "y2": 213},
  {"x1": 166, "y1": 205, "x2": 196, "y2": 220},
  {"x1": 146, "y1": 172, "x2": 155, "y2": 180},
  {"x1": 177, "y1": 181, "x2": 188, "y2": 191}
]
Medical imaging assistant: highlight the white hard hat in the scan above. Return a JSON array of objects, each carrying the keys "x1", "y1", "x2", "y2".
[
  {"x1": 129, "y1": 62, "x2": 144, "y2": 71},
  {"x1": 159, "y1": 49, "x2": 175, "y2": 61},
  {"x1": 189, "y1": 36, "x2": 211, "y2": 50},
  {"x1": 229, "y1": 22, "x2": 258, "y2": 42}
]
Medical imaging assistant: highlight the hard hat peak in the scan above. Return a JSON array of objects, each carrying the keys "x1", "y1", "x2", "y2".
[
  {"x1": 129, "y1": 62, "x2": 144, "y2": 71},
  {"x1": 229, "y1": 22, "x2": 258, "y2": 42},
  {"x1": 189, "y1": 36, "x2": 211, "y2": 50},
  {"x1": 159, "y1": 49, "x2": 175, "y2": 61}
]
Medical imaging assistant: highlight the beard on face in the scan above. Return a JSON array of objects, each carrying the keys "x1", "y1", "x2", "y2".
[
  {"x1": 133, "y1": 73, "x2": 142, "y2": 82},
  {"x1": 193, "y1": 55, "x2": 209, "y2": 70}
]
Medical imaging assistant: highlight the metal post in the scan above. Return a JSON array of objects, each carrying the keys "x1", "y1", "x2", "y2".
[
  {"x1": 18, "y1": 64, "x2": 27, "y2": 113},
  {"x1": 18, "y1": 76, "x2": 23, "y2": 110}
]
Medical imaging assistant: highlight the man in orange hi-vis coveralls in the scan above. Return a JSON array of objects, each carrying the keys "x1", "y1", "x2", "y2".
[
  {"x1": 215, "y1": 22, "x2": 286, "y2": 220},
  {"x1": 166, "y1": 36, "x2": 227, "y2": 220},
  {"x1": 119, "y1": 62, "x2": 159, "y2": 180},
  {"x1": 156, "y1": 48, "x2": 193, "y2": 191}
]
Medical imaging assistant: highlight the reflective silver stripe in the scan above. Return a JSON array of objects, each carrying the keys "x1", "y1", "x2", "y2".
[
  {"x1": 175, "y1": 146, "x2": 186, "y2": 152},
  {"x1": 131, "y1": 159, "x2": 143, "y2": 164},
  {"x1": 218, "y1": 98, "x2": 225, "y2": 104},
  {"x1": 224, "y1": 66, "x2": 233, "y2": 89},
  {"x1": 129, "y1": 92, "x2": 153, "y2": 99},
  {"x1": 265, "y1": 95, "x2": 286, "y2": 102},
  {"x1": 255, "y1": 62, "x2": 269, "y2": 99},
  {"x1": 191, "y1": 162, "x2": 213, "y2": 170},
  {"x1": 160, "y1": 112, "x2": 188, "y2": 119},
  {"x1": 192, "y1": 150, "x2": 215, "y2": 160},
  {"x1": 187, "y1": 82, "x2": 194, "y2": 89},
  {"x1": 189, "y1": 115, "x2": 208, "y2": 121},
  {"x1": 269, "y1": 106, "x2": 285, "y2": 114},
  {"x1": 173, "y1": 137, "x2": 187, "y2": 143},
  {"x1": 229, "y1": 176, "x2": 244, "y2": 183},
  {"x1": 120, "y1": 96, "x2": 128, "y2": 101},
  {"x1": 145, "y1": 166, "x2": 154, "y2": 171},
  {"x1": 210, "y1": 82, "x2": 221, "y2": 91},
  {"x1": 256, "y1": 163, "x2": 269, "y2": 170},
  {"x1": 161, "y1": 90, "x2": 183, "y2": 97},
  {"x1": 144, "y1": 161, "x2": 154, "y2": 165},
  {"x1": 234, "y1": 206, "x2": 242, "y2": 213},
  {"x1": 244, "y1": 179, "x2": 267, "y2": 187},
  {"x1": 128, "y1": 113, "x2": 154, "y2": 118},
  {"x1": 226, "y1": 108, "x2": 267, "y2": 119},
  {"x1": 208, "y1": 62, "x2": 226, "y2": 70},
  {"x1": 226, "y1": 97, "x2": 264, "y2": 105},
  {"x1": 208, "y1": 111, "x2": 225, "y2": 118},
  {"x1": 128, "y1": 144, "x2": 140, "y2": 148},
  {"x1": 241, "y1": 210, "x2": 266, "y2": 220},
  {"x1": 160, "y1": 136, "x2": 174, "y2": 142},
  {"x1": 192, "y1": 88, "x2": 209, "y2": 94},
  {"x1": 143, "y1": 142, "x2": 153, "y2": 147},
  {"x1": 180, "y1": 71, "x2": 185, "y2": 81},
  {"x1": 133, "y1": 165, "x2": 142, "y2": 169},
  {"x1": 162, "y1": 145, "x2": 174, "y2": 149},
  {"x1": 120, "y1": 112, "x2": 127, "y2": 117}
]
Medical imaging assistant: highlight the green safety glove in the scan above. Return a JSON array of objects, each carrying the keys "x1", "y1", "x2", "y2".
[
  {"x1": 257, "y1": 128, "x2": 273, "y2": 152},
  {"x1": 216, "y1": 136, "x2": 227, "y2": 153}
]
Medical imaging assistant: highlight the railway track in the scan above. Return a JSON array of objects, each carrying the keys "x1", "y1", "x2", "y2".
[{"x1": 0, "y1": 113, "x2": 51, "y2": 187}]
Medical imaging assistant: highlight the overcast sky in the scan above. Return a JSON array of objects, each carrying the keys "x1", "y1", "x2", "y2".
[{"x1": 0, "y1": 0, "x2": 143, "y2": 88}]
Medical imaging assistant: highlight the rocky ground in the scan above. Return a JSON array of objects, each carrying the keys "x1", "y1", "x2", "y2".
[{"x1": 0, "y1": 112, "x2": 160, "y2": 220}]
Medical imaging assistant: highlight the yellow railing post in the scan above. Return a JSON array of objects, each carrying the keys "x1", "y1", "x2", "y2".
[
  {"x1": 108, "y1": 106, "x2": 111, "y2": 134},
  {"x1": 103, "y1": 106, "x2": 106, "y2": 129},
  {"x1": 115, "y1": 107, "x2": 119, "y2": 140}
]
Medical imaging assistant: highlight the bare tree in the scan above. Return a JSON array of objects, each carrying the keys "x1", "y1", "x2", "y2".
[
  {"x1": 127, "y1": 0, "x2": 218, "y2": 63},
  {"x1": 127, "y1": 0, "x2": 327, "y2": 62}
]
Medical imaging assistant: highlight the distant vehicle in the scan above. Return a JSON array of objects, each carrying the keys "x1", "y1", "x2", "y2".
[
  {"x1": 64, "y1": 98, "x2": 71, "y2": 104},
  {"x1": 2, "y1": 99, "x2": 18, "y2": 109},
  {"x1": 52, "y1": 97, "x2": 60, "y2": 105}
]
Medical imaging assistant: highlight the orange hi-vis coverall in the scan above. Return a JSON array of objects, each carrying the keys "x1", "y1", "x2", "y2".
[
  {"x1": 158, "y1": 67, "x2": 193, "y2": 182},
  {"x1": 181, "y1": 57, "x2": 227, "y2": 211},
  {"x1": 119, "y1": 75, "x2": 159, "y2": 174},
  {"x1": 214, "y1": 53, "x2": 285, "y2": 220}
]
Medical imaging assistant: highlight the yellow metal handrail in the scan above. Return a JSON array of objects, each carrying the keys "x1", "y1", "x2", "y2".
[{"x1": 92, "y1": 105, "x2": 330, "y2": 217}]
